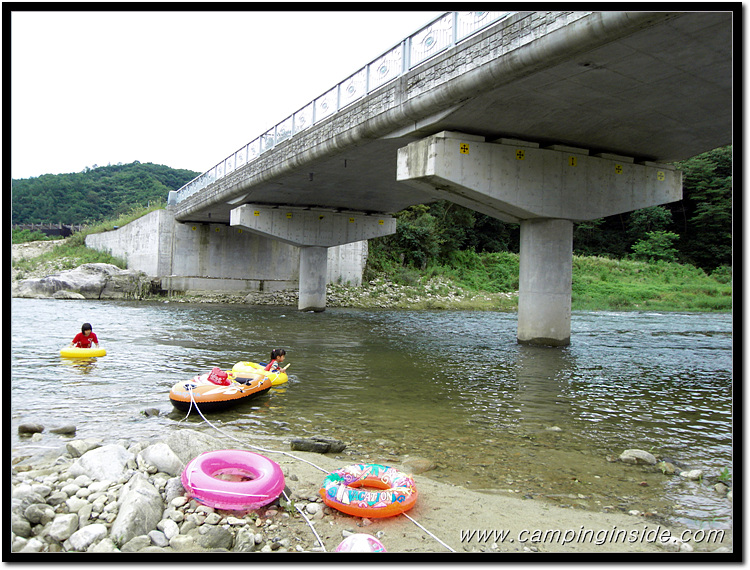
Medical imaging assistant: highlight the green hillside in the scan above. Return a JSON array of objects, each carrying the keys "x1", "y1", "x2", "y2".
[{"x1": 11, "y1": 161, "x2": 199, "y2": 225}]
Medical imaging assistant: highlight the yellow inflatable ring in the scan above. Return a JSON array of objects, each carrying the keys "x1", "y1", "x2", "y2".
[
  {"x1": 60, "y1": 346, "x2": 107, "y2": 358},
  {"x1": 230, "y1": 361, "x2": 288, "y2": 386}
]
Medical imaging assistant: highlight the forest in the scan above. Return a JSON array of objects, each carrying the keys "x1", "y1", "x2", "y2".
[
  {"x1": 11, "y1": 147, "x2": 732, "y2": 276},
  {"x1": 11, "y1": 161, "x2": 199, "y2": 226}
]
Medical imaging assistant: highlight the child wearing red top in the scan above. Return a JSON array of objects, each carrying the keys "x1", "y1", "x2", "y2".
[
  {"x1": 264, "y1": 348, "x2": 286, "y2": 372},
  {"x1": 70, "y1": 323, "x2": 99, "y2": 348}
]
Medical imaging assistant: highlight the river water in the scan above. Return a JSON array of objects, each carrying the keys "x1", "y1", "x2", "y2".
[{"x1": 10, "y1": 298, "x2": 733, "y2": 530}]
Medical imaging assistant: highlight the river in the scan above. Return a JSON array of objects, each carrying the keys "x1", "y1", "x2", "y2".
[{"x1": 10, "y1": 298, "x2": 733, "y2": 530}]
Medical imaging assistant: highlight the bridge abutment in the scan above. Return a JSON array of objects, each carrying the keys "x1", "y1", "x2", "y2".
[
  {"x1": 397, "y1": 131, "x2": 682, "y2": 346},
  {"x1": 230, "y1": 204, "x2": 396, "y2": 311}
]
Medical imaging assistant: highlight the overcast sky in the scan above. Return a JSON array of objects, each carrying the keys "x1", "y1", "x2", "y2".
[{"x1": 11, "y1": 9, "x2": 445, "y2": 180}]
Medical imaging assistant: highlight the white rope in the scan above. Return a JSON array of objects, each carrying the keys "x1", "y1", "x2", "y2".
[
  {"x1": 178, "y1": 384, "x2": 454, "y2": 553},
  {"x1": 282, "y1": 489, "x2": 327, "y2": 552},
  {"x1": 402, "y1": 513, "x2": 456, "y2": 552}
]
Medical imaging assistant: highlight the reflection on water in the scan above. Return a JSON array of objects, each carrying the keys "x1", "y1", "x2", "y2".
[{"x1": 11, "y1": 299, "x2": 732, "y2": 530}]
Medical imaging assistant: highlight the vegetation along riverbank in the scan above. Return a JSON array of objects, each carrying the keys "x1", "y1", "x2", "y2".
[{"x1": 11, "y1": 236, "x2": 732, "y2": 312}]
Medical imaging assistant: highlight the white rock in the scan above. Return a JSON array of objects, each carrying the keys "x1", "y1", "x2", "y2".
[
  {"x1": 89, "y1": 538, "x2": 120, "y2": 553},
  {"x1": 60, "y1": 483, "x2": 81, "y2": 497},
  {"x1": 65, "y1": 497, "x2": 90, "y2": 513},
  {"x1": 148, "y1": 530, "x2": 170, "y2": 548},
  {"x1": 157, "y1": 519, "x2": 180, "y2": 540},
  {"x1": 68, "y1": 444, "x2": 134, "y2": 482},
  {"x1": 65, "y1": 523, "x2": 108, "y2": 552},
  {"x1": 305, "y1": 502, "x2": 322, "y2": 515},
  {"x1": 138, "y1": 443, "x2": 183, "y2": 476},
  {"x1": 680, "y1": 469, "x2": 704, "y2": 480},
  {"x1": 204, "y1": 512, "x2": 222, "y2": 525},
  {"x1": 109, "y1": 473, "x2": 163, "y2": 546},
  {"x1": 74, "y1": 474, "x2": 93, "y2": 487},
  {"x1": 619, "y1": 449, "x2": 657, "y2": 465},
  {"x1": 88, "y1": 480, "x2": 113, "y2": 493},
  {"x1": 19, "y1": 538, "x2": 46, "y2": 553},
  {"x1": 169, "y1": 496, "x2": 188, "y2": 508},
  {"x1": 47, "y1": 513, "x2": 79, "y2": 542}
]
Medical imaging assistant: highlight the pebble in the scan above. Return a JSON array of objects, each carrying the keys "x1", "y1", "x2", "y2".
[
  {"x1": 18, "y1": 423, "x2": 44, "y2": 435},
  {"x1": 680, "y1": 469, "x2": 704, "y2": 480},
  {"x1": 10, "y1": 428, "x2": 733, "y2": 554},
  {"x1": 619, "y1": 449, "x2": 657, "y2": 465},
  {"x1": 9, "y1": 429, "x2": 345, "y2": 554}
]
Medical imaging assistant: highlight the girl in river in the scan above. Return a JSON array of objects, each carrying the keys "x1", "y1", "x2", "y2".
[
  {"x1": 69, "y1": 323, "x2": 99, "y2": 349},
  {"x1": 264, "y1": 348, "x2": 287, "y2": 373}
]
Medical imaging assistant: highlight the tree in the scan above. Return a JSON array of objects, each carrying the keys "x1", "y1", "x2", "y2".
[
  {"x1": 631, "y1": 230, "x2": 680, "y2": 262},
  {"x1": 675, "y1": 146, "x2": 732, "y2": 271}
]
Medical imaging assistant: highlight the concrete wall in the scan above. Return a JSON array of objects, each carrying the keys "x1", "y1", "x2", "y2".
[{"x1": 85, "y1": 209, "x2": 368, "y2": 294}]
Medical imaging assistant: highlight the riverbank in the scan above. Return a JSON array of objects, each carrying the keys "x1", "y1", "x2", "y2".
[
  {"x1": 12, "y1": 240, "x2": 731, "y2": 312},
  {"x1": 10, "y1": 426, "x2": 733, "y2": 556}
]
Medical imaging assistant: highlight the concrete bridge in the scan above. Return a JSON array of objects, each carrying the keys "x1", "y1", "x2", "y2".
[{"x1": 90, "y1": 10, "x2": 732, "y2": 345}]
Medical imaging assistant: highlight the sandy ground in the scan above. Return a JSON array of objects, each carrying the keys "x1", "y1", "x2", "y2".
[
  {"x1": 11, "y1": 238, "x2": 66, "y2": 261},
  {"x1": 259, "y1": 448, "x2": 732, "y2": 556}
]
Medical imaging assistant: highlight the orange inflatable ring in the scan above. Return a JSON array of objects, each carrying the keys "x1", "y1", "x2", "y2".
[{"x1": 319, "y1": 463, "x2": 417, "y2": 518}]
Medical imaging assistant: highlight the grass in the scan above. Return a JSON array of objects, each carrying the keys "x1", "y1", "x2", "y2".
[
  {"x1": 362, "y1": 251, "x2": 731, "y2": 312},
  {"x1": 570, "y1": 256, "x2": 732, "y2": 312}
]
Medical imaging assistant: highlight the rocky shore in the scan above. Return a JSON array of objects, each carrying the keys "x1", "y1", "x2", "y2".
[
  {"x1": 11, "y1": 424, "x2": 733, "y2": 556},
  {"x1": 11, "y1": 240, "x2": 516, "y2": 308}
]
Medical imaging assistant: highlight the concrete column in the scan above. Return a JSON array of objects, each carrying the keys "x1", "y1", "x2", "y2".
[
  {"x1": 517, "y1": 219, "x2": 573, "y2": 346},
  {"x1": 231, "y1": 204, "x2": 396, "y2": 311},
  {"x1": 299, "y1": 246, "x2": 328, "y2": 312}
]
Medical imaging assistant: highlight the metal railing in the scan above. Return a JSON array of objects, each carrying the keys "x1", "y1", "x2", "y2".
[{"x1": 172, "y1": 11, "x2": 512, "y2": 204}]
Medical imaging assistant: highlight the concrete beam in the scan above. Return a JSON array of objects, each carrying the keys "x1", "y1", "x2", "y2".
[
  {"x1": 396, "y1": 131, "x2": 682, "y2": 222},
  {"x1": 230, "y1": 204, "x2": 396, "y2": 247}
]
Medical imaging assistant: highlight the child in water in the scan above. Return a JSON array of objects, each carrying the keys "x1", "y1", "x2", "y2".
[
  {"x1": 69, "y1": 323, "x2": 99, "y2": 349},
  {"x1": 264, "y1": 348, "x2": 287, "y2": 372}
]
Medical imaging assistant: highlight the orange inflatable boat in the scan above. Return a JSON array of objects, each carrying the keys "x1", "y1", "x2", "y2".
[{"x1": 169, "y1": 368, "x2": 271, "y2": 413}]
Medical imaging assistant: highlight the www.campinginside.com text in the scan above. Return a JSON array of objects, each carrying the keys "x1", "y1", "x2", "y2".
[{"x1": 460, "y1": 526, "x2": 725, "y2": 546}]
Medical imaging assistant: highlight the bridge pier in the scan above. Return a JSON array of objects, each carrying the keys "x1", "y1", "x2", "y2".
[
  {"x1": 230, "y1": 205, "x2": 396, "y2": 311},
  {"x1": 299, "y1": 246, "x2": 328, "y2": 311},
  {"x1": 518, "y1": 218, "x2": 573, "y2": 346},
  {"x1": 397, "y1": 131, "x2": 682, "y2": 346}
]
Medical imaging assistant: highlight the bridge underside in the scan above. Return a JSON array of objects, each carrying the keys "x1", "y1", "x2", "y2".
[
  {"x1": 172, "y1": 11, "x2": 729, "y2": 227},
  {"x1": 166, "y1": 10, "x2": 730, "y2": 345}
]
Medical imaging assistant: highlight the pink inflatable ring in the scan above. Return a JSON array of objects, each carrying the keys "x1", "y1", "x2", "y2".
[{"x1": 181, "y1": 450, "x2": 285, "y2": 511}]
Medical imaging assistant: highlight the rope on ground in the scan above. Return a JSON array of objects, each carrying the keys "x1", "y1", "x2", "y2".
[
  {"x1": 180, "y1": 386, "x2": 454, "y2": 553},
  {"x1": 402, "y1": 513, "x2": 456, "y2": 552}
]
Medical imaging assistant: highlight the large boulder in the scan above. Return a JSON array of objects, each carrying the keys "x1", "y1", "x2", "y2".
[
  {"x1": 68, "y1": 444, "x2": 134, "y2": 481},
  {"x1": 110, "y1": 473, "x2": 163, "y2": 546},
  {"x1": 138, "y1": 442, "x2": 184, "y2": 476},
  {"x1": 164, "y1": 429, "x2": 224, "y2": 464},
  {"x1": 12, "y1": 263, "x2": 154, "y2": 300}
]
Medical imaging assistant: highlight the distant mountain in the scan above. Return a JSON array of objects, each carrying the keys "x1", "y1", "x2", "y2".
[{"x1": 11, "y1": 161, "x2": 199, "y2": 224}]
